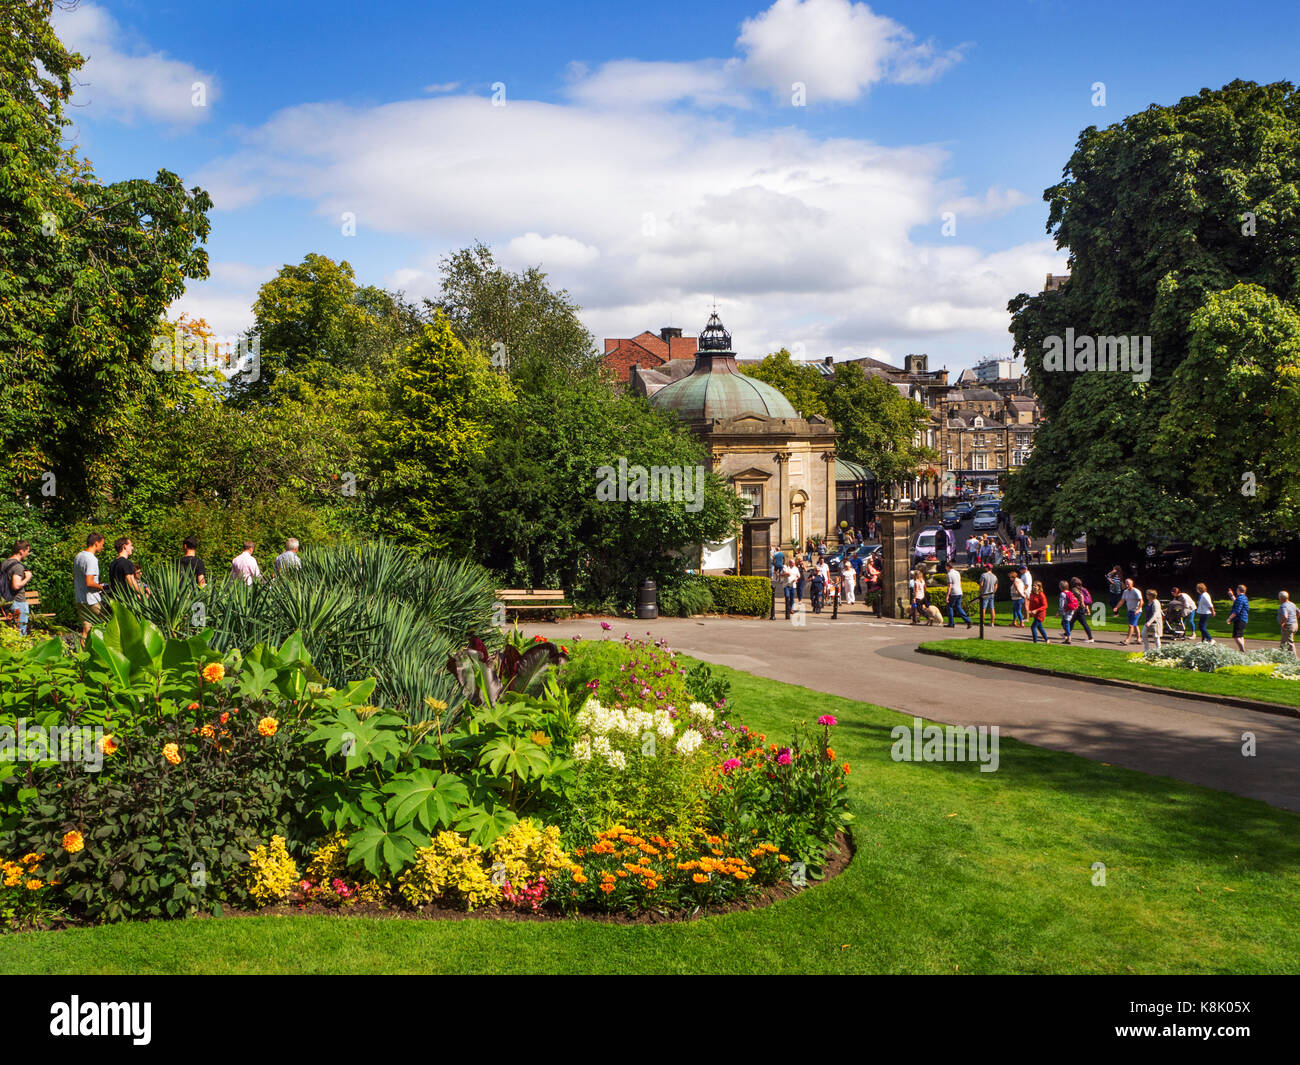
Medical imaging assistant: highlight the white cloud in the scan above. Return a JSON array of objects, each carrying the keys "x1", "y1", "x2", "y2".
[
  {"x1": 502, "y1": 233, "x2": 601, "y2": 270},
  {"x1": 564, "y1": 0, "x2": 965, "y2": 110},
  {"x1": 53, "y1": 2, "x2": 219, "y2": 125},
  {"x1": 423, "y1": 82, "x2": 462, "y2": 94}
]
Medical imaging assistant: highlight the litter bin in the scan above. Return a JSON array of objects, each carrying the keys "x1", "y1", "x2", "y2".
[{"x1": 636, "y1": 578, "x2": 658, "y2": 620}]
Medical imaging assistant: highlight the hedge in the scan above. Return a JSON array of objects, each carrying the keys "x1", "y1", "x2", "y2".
[
  {"x1": 924, "y1": 577, "x2": 980, "y2": 610},
  {"x1": 702, "y1": 575, "x2": 773, "y2": 616}
]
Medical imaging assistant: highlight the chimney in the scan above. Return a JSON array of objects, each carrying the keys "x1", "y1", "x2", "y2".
[
  {"x1": 660, "y1": 327, "x2": 682, "y2": 342},
  {"x1": 823, "y1": 356, "x2": 833, "y2": 366}
]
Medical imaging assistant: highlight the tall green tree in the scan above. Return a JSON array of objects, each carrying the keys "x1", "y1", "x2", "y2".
[
  {"x1": 1006, "y1": 80, "x2": 1300, "y2": 550},
  {"x1": 0, "y1": 0, "x2": 212, "y2": 509},
  {"x1": 370, "y1": 313, "x2": 514, "y2": 551},
  {"x1": 740, "y1": 349, "x2": 828, "y2": 419},
  {"x1": 430, "y1": 242, "x2": 596, "y2": 386}
]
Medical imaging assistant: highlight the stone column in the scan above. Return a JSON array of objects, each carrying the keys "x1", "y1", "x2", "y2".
[
  {"x1": 774, "y1": 450, "x2": 791, "y2": 548},
  {"x1": 880, "y1": 505, "x2": 917, "y2": 618},
  {"x1": 822, "y1": 451, "x2": 836, "y2": 542}
]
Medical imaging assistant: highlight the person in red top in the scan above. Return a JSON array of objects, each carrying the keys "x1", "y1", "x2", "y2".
[{"x1": 1027, "y1": 581, "x2": 1050, "y2": 644}]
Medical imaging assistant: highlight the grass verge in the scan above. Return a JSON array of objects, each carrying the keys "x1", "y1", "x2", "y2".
[{"x1": 918, "y1": 639, "x2": 1300, "y2": 711}]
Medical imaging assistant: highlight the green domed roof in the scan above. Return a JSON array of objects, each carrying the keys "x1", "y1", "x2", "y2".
[{"x1": 650, "y1": 314, "x2": 798, "y2": 421}]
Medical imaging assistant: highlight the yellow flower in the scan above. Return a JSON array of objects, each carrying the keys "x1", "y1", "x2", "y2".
[
  {"x1": 257, "y1": 716, "x2": 278, "y2": 737},
  {"x1": 162, "y1": 742, "x2": 181, "y2": 765},
  {"x1": 99, "y1": 735, "x2": 117, "y2": 755},
  {"x1": 61, "y1": 830, "x2": 84, "y2": 854},
  {"x1": 2, "y1": 874, "x2": 19, "y2": 888},
  {"x1": 199, "y1": 725, "x2": 215, "y2": 739},
  {"x1": 21, "y1": 853, "x2": 42, "y2": 865},
  {"x1": 25, "y1": 879, "x2": 42, "y2": 891},
  {"x1": 529, "y1": 731, "x2": 552, "y2": 747},
  {"x1": 692, "y1": 873, "x2": 709, "y2": 884},
  {"x1": 572, "y1": 873, "x2": 588, "y2": 884},
  {"x1": 202, "y1": 662, "x2": 225, "y2": 683}
]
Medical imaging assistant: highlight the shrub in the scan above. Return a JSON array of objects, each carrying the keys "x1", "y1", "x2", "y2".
[
  {"x1": 701, "y1": 575, "x2": 771, "y2": 616},
  {"x1": 684, "y1": 660, "x2": 730, "y2": 708},
  {"x1": 398, "y1": 832, "x2": 501, "y2": 910},
  {"x1": 246, "y1": 836, "x2": 299, "y2": 905},
  {"x1": 1217, "y1": 663, "x2": 1289, "y2": 678},
  {"x1": 294, "y1": 832, "x2": 389, "y2": 906},
  {"x1": 925, "y1": 577, "x2": 979, "y2": 610},
  {"x1": 658, "y1": 576, "x2": 715, "y2": 618}
]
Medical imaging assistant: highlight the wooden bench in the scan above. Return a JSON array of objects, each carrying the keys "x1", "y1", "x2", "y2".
[
  {"x1": 1, "y1": 588, "x2": 53, "y2": 630},
  {"x1": 494, "y1": 589, "x2": 571, "y2": 620}
]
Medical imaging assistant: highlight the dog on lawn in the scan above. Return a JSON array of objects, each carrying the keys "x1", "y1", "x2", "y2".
[{"x1": 919, "y1": 603, "x2": 944, "y2": 626}]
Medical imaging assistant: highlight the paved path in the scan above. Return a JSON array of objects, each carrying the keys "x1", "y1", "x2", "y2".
[{"x1": 533, "y1": 611, "x2": 1300, "y2": 813}]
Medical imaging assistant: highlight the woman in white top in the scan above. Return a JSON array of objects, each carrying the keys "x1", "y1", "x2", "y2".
[
  {"x1": 841, "y1": 563, "x2": 856, "y2": 604},
  {"x1": 1009, "y1": 570, "x2": 1026, "y2": 628},
  {"x1": 1194, "y1": 582, "x2": 1215, "y2": 643},
  {"x1": 1142, "y1": 589, "x2": 1163, "y2": 652}
]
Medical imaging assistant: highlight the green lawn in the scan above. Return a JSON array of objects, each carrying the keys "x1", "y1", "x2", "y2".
[
  {"x1": 2, "y1": 662, "x2": 1297, "y2": 974},
  {"x1": 919, "y1": 639, "x2": 1300, "y2": 710}
]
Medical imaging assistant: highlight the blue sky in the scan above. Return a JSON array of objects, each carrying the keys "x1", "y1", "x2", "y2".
[{"x1": 54, "y1": 0, "x2": 1300, "y2": 372}]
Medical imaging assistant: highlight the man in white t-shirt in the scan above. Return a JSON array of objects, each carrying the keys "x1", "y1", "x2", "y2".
[
  {"x1": 779, "y1": 561, "x2": 799, "y2": 617},
  {"x1": 945, "y1": 565, "x2": 971, "y2": 628},
  {"x1": 1195, "y1": 586, "x2": 1215, "y2": 643}
]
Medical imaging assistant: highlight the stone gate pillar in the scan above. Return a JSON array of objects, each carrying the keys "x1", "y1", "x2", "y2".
[{"x1": 880, "y1": 506, "x2": 916, "y2": 619}]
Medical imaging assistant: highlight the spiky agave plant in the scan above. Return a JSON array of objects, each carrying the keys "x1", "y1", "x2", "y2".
[{"x1": 132, "y1": 540, "x2": 495, "y2": 721}]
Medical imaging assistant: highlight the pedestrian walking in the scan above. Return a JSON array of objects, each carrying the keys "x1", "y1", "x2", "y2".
[
  {"x1": 841, "y1": 562, "x2": 856, "y2": 605},
  {"x1": 966, "y1": 534, "x2": 977, "y2": 568},
  {"x1": 779, "y1": 559, "x2": 798, "y2": 617},
  {"x1": 1278, "y1": 591, "x2": 1298, "y2": 656},
  {"x1": 1057, "y1": 580, "x2": 1079, "y2": 644},
  {"x1": 231, "y1": 541, "x2": 262, "y2": 586},
  {"x1": 0, "y1": 541, "x2": 33, "y2": 635},
  {"x1": 1194, "y1": 582, "x2": 1215, "y2": 642},
  {"x1": 1028, "y1": 581, "x2": 1049, "y2": 643},
  {"x1": 107, "y1": 537, "x2": 146, "y2": 599},
  {"x1": 1009, "y1": 566, "x2": 1026, "y2": 627},
  {"x1": 1142, "y1": 589, "x2": 1164, "y2": 652},
  {"x1": 179, "y1": 536, "x2": 207, "y2": 588},
  {"x1": 1106, "y1": 566, "x2": 1124, "y2": 612},
  {"x1": 274, "y1": 538, "x2": 302, "y2": 574},
  {"x1": 1226, "y1": 584, "x2": 1250, "y2": 653},
  {"x1": 1120, "y1": 579, "x2": 1143, "y2": 645},
  {"x1": 1069, "y1": 577, "x2": 1095, "y2": 642},
  {"x1": 73, "y1": 533, "x2": 108, "y2": 642},
  {"x1": 911, "y1": 568, "x2": 929, "y2": 625},
  {"x1": 945, "y1": 565, "x2": 972, "y2": 628},
  {"x1": 979, "y1": 565, "x2": 997, "y2": 626}
]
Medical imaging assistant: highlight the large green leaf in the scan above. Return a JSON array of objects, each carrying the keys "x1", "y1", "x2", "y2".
[
  {"x1": 478, "y1": 734, "x2": 550, "y2": 781},
  {"x1": 454, "y1": 805, "x2": 518, "y2": 848},
  {"x1": 346, "y1": 821, "x2": 426, "y2": 878},
  {"x1": 383, "y1": 769, "x2": 470, "y2": 832}
]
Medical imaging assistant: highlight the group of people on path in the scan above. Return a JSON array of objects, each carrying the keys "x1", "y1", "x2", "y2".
[
  {"x1": 0, "y1": 534, "x2": 305, "y2": 642},
  {"x1": 771, "y1": 535, "x2": 882, "y2": 617}
]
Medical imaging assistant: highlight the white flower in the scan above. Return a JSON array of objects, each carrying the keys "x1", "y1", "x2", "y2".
[
  {"x1": 654, "y1": 708, "x2": 675, "y2": 739},
  {"x1": 591, "y1": 735, "x2": 613, "y2": 760},
  {"x1": 675, "y1": 728, "x2": 703, "y2": 756},
  {"x1": 687, "y1": 702, "x2": 715, "y2": 724},
  {"x1": 605, "y1": 749, "x2": 627, "y2": 770},
  {"x1": 572, "y1": 736, "x2": 592, "y2": 762}
]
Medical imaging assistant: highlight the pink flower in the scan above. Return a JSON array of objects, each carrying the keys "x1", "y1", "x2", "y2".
[
  {"x1": 601, "y1": 621, "x2": 612, "y2": 630},
  {"x1": 722, "y1": 758, "x2": 742, "y2": 774},
  {"x1": 777, "y1": 748, "x2": 792, "y2": 765},
  {"x1": 818, "y1": 715, "x2": 838, "y2": 727}
]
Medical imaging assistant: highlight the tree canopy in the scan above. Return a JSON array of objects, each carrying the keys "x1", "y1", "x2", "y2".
[{"x1": 1006, "y1": 79, "x2": 1300, "y2": 548}]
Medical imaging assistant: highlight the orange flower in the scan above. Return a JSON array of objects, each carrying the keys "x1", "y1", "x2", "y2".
[
  {"x1": 199, "y1": 725, "x2": 215, "y2": 739},
  {"x1": 219, "y1": 712, "x2": 229, "y2": 724},
  {"x1": 599, "y1": 883, "x2": 615, "y2": 894},
  {"x1": 99, "y1": 735, "x2": 117, "y2": 755},
  {"x1": 25, "y1": 878, "x2": 43, "y2": 891},
  {"x1": 61, "y1": 830, "x2": 84, "y2": 854},
  {"x1": 826, "y1": 747, "x2": 835, "y2": 760},
  {"x1": 201, "y1": 662, "x2": 225, "y2": 684},
  {"x1": 692, "y1": 873, "x2": 709, "y2": 884},
  {"x1": 646, "y1": 880, "x2": 658, "y2": 890},
  {"x1": 188, "y1": 702, "x2": 200, "y2": 711},
  {"x1": 162, "y1": 742, "x2": 181, "y2": 765},
  {"x1": 843, "y1": 763, "x2": 851, "y2": 775},
  {"x1": 573, "y1": 873, "x2": 588, "y2": 884},
  {"x1": 257, "y1": 716, "x2": 278, "y2": 737},
  {"x1": 616, "y1": 870, "x2": 628, "y2": 878}
]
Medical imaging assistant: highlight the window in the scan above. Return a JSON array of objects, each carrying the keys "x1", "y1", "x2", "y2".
[
  {"x1": 972, "y1": 453, "x2": 988, "y2": 471},
  {"x1": 1012, "y1": 450, "x2": 1029, "y2": 466},
  {"x1": 973, "y1": 416, "x2": 984, "y2": 429},
  {"x1": 738, "y1": 484, "x2": 763, "y2": 517},
  {"x1": 973, "y1": 433, "x2": 986, "y2": 447}
]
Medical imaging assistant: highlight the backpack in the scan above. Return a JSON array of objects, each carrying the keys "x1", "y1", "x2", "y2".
[
  {"x1": 1079, "y1": 586, "x2": 1092, "y2": 607},
  {"x1": 0, "y1": 559, "x2": 20, "y2": 603},
  {"x1": 1063, "y1": 590, "x2": 1080, "y2": 612}
]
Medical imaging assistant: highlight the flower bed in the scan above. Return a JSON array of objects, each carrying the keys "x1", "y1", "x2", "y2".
[
  {"x1": 1130, "y1": 643, "x2": 1300, "y2": 679},
  {"x1": 0, "y1": 621, "x2": 852, "y2": 930}
]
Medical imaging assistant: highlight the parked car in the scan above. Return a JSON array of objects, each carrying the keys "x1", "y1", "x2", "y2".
[
  {"x1": 912, "y1": 527, "x2": 953, "y2": 568},
  {"x1": 972, "y1": 510, "x2": 999, "y2": 532}
]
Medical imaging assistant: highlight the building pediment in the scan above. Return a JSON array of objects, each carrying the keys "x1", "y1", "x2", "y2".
[{"x1": 729, "y1": 466, "x2": 774, "y2": 481}]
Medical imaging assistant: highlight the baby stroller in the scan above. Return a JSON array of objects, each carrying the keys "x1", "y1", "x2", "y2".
[{"x1": 1163, "y1": 597, "x2": 1188, "y2": 639}]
